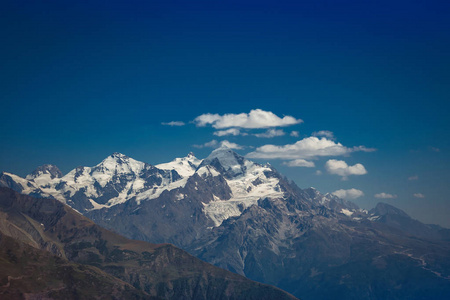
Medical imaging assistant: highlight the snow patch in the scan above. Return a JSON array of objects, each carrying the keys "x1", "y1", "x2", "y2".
[
  {"x1": 156, "y1": 153, "x2": 202, "y2": 178},
  {"x1": 341, "y1": 208, "x2": 354, "y2": 216}
]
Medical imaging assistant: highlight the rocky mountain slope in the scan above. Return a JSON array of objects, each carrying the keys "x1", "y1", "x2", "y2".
[
  {"x1": 2, "y1": 147, "x2": 450, "y2": 299},
  {"x1": 0, "y1": 232, "x2": 152, "y2": 300},
  {"x1": 0, "y1": 187, "x2": 297, "y2": 300}
]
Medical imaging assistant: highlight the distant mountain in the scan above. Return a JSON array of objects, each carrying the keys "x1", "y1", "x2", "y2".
[
  {"x1": 0, "y1": 187, "x2": 297, "y2": 300},
  {"x1": 1, "y1": 152, "x2": 183, "y2": 212},
  {"x1": 2, "y1": 147, "x2": 450, "y2": 299}
]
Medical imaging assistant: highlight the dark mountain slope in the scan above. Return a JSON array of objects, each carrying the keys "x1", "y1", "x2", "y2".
[
  {"x1": 0, "y1": 232, "x2": 152, "y2": 300},
  {"x1": 0, "y1": 187, "x2": 297, "y2": 300}
]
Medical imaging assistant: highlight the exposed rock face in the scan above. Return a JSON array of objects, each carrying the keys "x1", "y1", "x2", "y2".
[
  {"x1": 2, "y1": 148, "x2": 450, "y2": 299},
  {"x1": 0, "y1": 187, "x2": 298, "y2": 300},
  {"x1": 27, "y1": 164, "x2": 63, "y2": 180}
]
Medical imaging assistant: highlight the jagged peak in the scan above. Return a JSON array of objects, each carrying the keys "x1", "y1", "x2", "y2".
[
  {"x1": 26, "y1": 164, "x2": 62, "y2": 180},
  {"x1": 110, "y1": 152, "x2": 128, "y2": 159},
  {"x1": 196, "y1": 146, "x2": 252, "y2": 179},
  {"x1": 94, "y1": 153, "x2": 148, "y2": 175}
]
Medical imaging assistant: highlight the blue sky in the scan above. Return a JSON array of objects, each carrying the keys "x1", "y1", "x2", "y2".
[{"x1": 1, "y1": 0, "x2": 449, "y2": 226}]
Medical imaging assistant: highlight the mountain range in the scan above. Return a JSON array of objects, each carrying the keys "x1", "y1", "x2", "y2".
[{"x1": 2, "y1": 146, "x2": 450, "y2": 299}]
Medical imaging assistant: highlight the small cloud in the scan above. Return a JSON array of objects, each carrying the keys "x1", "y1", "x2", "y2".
[
  {"x1": 312, "y1": 130, "x2": 335, "y2": 139},
  {"x1": 332, "y1": 188, "x2": 364, "y2": 200},
  {"x1": 193, "y1": 140, "x2": 219, "y2": 148},
  {"x1": 254, "y1": 129, "x2": 286, "y2": 138},
  {"x1": 220, "y1": 140, "x2": 244, "y2": 150},
  {"x1": 408, "y1": 175, "x2": 419, "y2": 181},
  {"x1": 315, "y1": 170, "x2": 322, "y2": 175},
  {"x1": 290, "y1": 131, "x2": 300, "y2": 137},
  {"x1": 283, "y1": 159, "x2": 315, "y2": 168},
  {"x1": 325, "y1": 159, "x2": 367, "y2": 180},
  {"x1": 193, "y1": 109, "x2": 302, "y2": 129},
  {"x1": 161, "y1": 121, "x2": 185, "y2": 126},
  {"x1": 430, "y1": 147, "x2": 440, "y2": 152},
  {"x1": 193, "y1": 140, "x2": 243, "y2": 150},
  {"x1": 375, "y1": 193, "x2": 397, "y2": 199},
  {"x1": 214, "y1": 128, "x2": 243, "y2": 136},
  {"x1": 413, "y1": 193, "x2": 425, "y2": 198},
  {"x1": 246, "y1": 136, "x2": 375, "y2": 160}
]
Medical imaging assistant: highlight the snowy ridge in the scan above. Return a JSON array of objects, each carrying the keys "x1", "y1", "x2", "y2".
[
  {"x1": 135, "y1": 177, "x2": 188, "y2": 204},
  {"x1": 156, "y1": 152, "x2": 202, "y2": 178},
  {"x1": 1, "y1": 147, "x2": 285, "y2": 223},
  {"x1": 1, "y1": 148, "x2": 365, "y2": 227},
  {"x1": 198, "y1": 146, "x2": 284, "y2": 226},
  {"x1": 0, "y1": 153, "x2": 184, "y2": 211}
]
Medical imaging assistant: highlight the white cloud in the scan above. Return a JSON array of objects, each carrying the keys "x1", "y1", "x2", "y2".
[
  {"x1": 161, "y1": 121, "x2": 185, "y2": 126},
  {"x1": 325, "y1": 159, "x2": 367, "y2": 180},
  {"x1": 220, "y1": 140, "x2": 244, "y2": 149},
  {"x1": 246, "y1": 137, "x2": 375, "y2": 160},
  {"x1": 290, "y1": 131, "x2": 299, "y2": 137},
  {"x1": 193, "y1": 109, "x2": 302, "y2": 129},
  {"x1": 413, "y1": 193, "x2": 425, "y2": 198},
  {"x1": 193, "y1": 140, "x2": 219, "y2": 148},
  {"x1": 312, "y1": 130, "x2": 334, "y2": 139},
  {"x1": 254, "y1": 129, "x2": 286, "y2": 138},
  {"x1": 332, "y1": 188, "x2": 364, "y2": 200},
  {"x1": 408, "y1": 175, "x2": 419, "y2": 181},
  {"x1": 283, "y1": 159, "x2": 315, "y2": 168},
  {"x1": 315, "y1": 170, "x2": 322, "y2": 175},
  {"x1": 430, "y1": 147, "x2": 440, "y2": 152},
  {"x1": 193, "y1": 139, "x2": 243, "y2": 150},
  {"x1": 374, "y1": 193, "x2": 397, "y2": 199},
  {"x1": 213, "y1": 128, "x2": 243, "y2": 136}
]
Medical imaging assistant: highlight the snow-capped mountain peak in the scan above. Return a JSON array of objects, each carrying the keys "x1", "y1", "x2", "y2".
[
  {"x1": 156, "y1": 152, "x2": 202, "y2": 178},
  {"x1": 195, "y1": 147, "x2": 285, "y2": 226},
  {"x1": 199, "y1": 146, "x2": 249, "y2": 178},
  {"x1": 94, "y1": 153, "x2": 147, "y2": 174},
  {"x1": 26, "y1": 164, "x2": 62, "y2": 180}
]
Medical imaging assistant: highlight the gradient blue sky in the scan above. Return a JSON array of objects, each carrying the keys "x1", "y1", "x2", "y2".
[{"x1": 1, "y1": 0, "x2": 449, "y2": 226}]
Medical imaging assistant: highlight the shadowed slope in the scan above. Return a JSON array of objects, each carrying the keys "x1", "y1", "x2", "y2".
[{"x1": 0, "y1": 187, "x2": 298, "y2": 300}]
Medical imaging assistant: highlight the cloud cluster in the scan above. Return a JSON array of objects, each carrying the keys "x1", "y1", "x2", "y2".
[
  {"x1": 374, "y1": 193, "x2": 397, "y2": 199},
  {"x1": 312, "y1": 130, "x2": 334, "y2": 139},
  {"x1": 413, "y1": 193, "x2": 425, "y2": 198},
  {"x1": 283, "y1": 159, "x2": 315, "y2": 168},
  {"x1": 290, "y1": 131, "x2": 299, "y2": 137},
  {"x1": 213, "y1": 128, "x2": 287, "y2": 138},
  {"x1": 161, "y1": 121, "x2": 185, "y2": 126},
  {"x1": 325, "y1": 159, "x2": 367, "y2": 180},
  {"x1": 408, "y1": 175, "x2": 419, "y2": 181},
  {"x1": 247, "y1": 137, "x2": 375, "y2": 160},
  {"x1": 193, "y1": 140, "x2": 243, "y2": 150},
  {"x1": 193, "y1": 109, "x2": 302, "y2": 129},
  {"x1": 254, "y1": 129, "x2": 286, "y2": 138},
  {"x1": 332, "y1": 188, "x2": 364, "y2": 200},
  {"x1": 213, "y1": 128, "x2": 243, "y2": 136}
]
